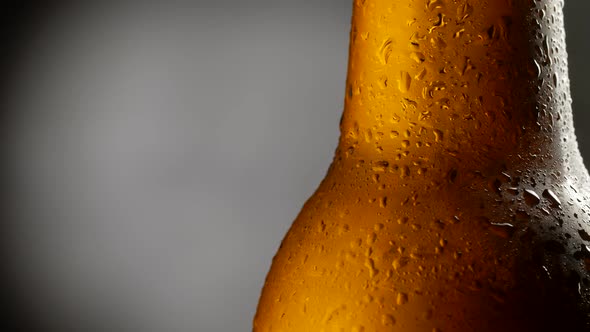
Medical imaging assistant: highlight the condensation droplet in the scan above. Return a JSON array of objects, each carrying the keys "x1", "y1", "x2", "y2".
[
  {"x1": 430, "y1": 36, "x2": 447, "y2": 49},
  {"x1": 428, "y1": 13, "x2": 447, "y2": 33},
  {"x1": 367, "y1": 232, "x2": 377, "y2": 245},
  {"x1": 399, "y1": 71, "x2": 412, "y2": 93},
  {"x1": 533, "y1": 59, "x2": 542, "y2": 78},
  {"x1": 381, "y1": 314, "x2": 396, "y2": 326},
  {"x1": 507, "y1": 187, "x2": 519, "y2": 195},
  {"x1": 543, "y1": 189, "x2": 562, "y2": 207},
  {"x1": 489, "y1": 222, "x2": 516, "y2": 238},
  {"x1": 396, "y1": 292, "x2": 409, "y2": 305},
  {"x1": 457, "y1": 3, "x2": 473, "y2": 23},
  {"x1": 392, "y1": 258, "x2": 408, "y2": 270},
  {"x1": 433, "y1": 129, "x2": 444, "y2": 142},
  {"x1": 365, "y1": 258, "x2": 378, "y2": 278},
  {"x1": 427, "y1": 0, "x2": 444, "y2": 10},
  {"x1": 411, "y1": 52, "x2": 426, "y2": 63},
  {"x1": 378, "y1": 75, "x2": 388, "y2": 89},
  {"x1": 400, "y1": 166, "x2": 410, "y2": 178},
  {"x1": 379, "y1": 38, "x2": 394, "y2": 65},
  {"x1": 524, "y1": 189, "x2": 541, "y2": 206},
  {"x1": 415, "y1": 68, "x2": 428, "y2": 80},
  {"x1": 579, "y1": 229, "x2": 590, "y2": 242}
]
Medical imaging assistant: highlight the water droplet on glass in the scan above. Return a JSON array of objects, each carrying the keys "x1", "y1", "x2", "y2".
[
  {"x1": 379, "y1": 38, "x2": 394, "y2": 65},
  {"x1": 430, "y1": 36, "x2": 447, "y2": 49},
  {"x1": 392, "y1": 258, "x2": 408, "y2": 271},
  {"x1": 365, "y1": 258, "x2": 379, "y2": 278},
  {"x1": 415, "y1": 68, "x2": 428, "y2": 80},
  {"x1": 457, "y1": 3, "x2": 473, "y2": 23},
  {"x1": 579, "y1": 229, "x2": 590, "y2": 242},
  {"x1": 433, "y1": 129, "x2": 444, "y2": 142},
  {"x1": 489, "y1": 222, "x2": 516, "y2": 238},
  {"x1": 367, "y1": 232, "x2": 377, "y2": 245},
  {"x1": 381, "y1": 314, "x2": 396, "y2": 326},
  {"x1": 533, "y1": 59, "x2": 542, "y2": 78},
  {"x1": 411, "y1": 52, "x2": 426, "y2": 63},
  {"x1": 396, "y1": 292, "x2": 409, "y2": 305},
  {"x1": 428, "y1": 13, "x2": 446, "y2": 33},
  {"x1": 543, "y1": 189, "x2": 562, "y2": 207},
  {"x1": 507, "y1": 187, "x2": 519, "y2": 195},
  {"x1": 427, "y1": 0, "x2": 444, "y2": 10},
  {"x1": 524, "y1": 189, "x2": 541, "y2": 206},
  {"x1": 399, "y1": 71, "x2": 412, "y2": 93}
]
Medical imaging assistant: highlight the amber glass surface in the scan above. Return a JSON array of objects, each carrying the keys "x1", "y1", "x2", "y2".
[{"x1": 255, "y1": 0, "x2": 590, "y2": 330}]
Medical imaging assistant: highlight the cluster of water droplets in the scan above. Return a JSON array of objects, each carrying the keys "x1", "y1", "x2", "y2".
[{"x1": 255, "y1": 0, "x2": 590, "y2": 330}]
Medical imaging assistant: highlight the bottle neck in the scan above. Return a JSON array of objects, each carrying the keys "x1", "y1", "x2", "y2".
[{"x1": 337, "y1": 0, "x2": 578, "y2": 174}]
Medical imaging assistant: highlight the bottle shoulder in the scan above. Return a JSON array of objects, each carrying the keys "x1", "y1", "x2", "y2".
[{"x1": 256, "y1": 160, "x2": 590, "y2": 331}]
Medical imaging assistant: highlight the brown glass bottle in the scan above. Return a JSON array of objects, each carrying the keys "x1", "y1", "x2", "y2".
[{"x1": 254, "y1": 0, "x2": 590, "y2": 330}]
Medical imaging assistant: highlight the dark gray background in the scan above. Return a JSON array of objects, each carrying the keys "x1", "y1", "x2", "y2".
[{"x1": 2, "y1": 1, "x2": 588, "y2": 331}]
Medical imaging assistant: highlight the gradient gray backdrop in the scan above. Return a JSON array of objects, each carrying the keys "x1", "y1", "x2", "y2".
[{"x1": 2, "y1": 1, "x2": 589, "y2": 331}]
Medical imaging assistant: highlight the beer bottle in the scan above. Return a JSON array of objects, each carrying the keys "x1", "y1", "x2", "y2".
[{"x1": 254, "y1": 0, "x2": 590, "y2": 330}]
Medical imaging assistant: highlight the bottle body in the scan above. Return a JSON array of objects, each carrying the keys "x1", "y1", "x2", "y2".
[{"x1": 255, "y1": 0, "x2": 590, "y2": 330}]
